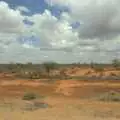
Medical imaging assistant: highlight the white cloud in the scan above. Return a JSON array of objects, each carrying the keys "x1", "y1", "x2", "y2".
[
  {"x1": 46, "y1": 0, "x2": 120, "y2": 39},
  {"x1": 26, "y1": 10, "x2": 79, "y2": 49},
  {"x1": 0, "y1": 1, "x2": 25, "y2": 33},
  {"x1": 0, "y1": 1, "x2": 26, "y2": 47},
  {"x1": 17, "y1": 6, "x2": 30, "y2": 13},
  {"x1": 0, "y1": 0, "x2": 120, "y2": 63},
  {"x1": 43, "y1": 0, "x2": 120, "y2": 62}
]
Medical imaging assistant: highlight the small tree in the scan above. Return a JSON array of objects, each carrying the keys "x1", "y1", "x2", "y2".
[
  {"x1": 90, "y1": 62, "x2": 95, "y2": 69},
  {"x1": 43, "y1": 62, "x2": 57, "y2": 78},
  {"x1": 112, "y1": 59, "x2": 120, "y2": 69}
]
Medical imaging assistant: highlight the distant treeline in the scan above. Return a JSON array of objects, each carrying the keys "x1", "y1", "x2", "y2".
[{"x1": 0, "y1": 59, "x2": 119, "y2": 73}]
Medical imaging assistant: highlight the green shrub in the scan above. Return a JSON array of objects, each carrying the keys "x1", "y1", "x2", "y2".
[
  {"x1": 99, "y1": 91, "x2": 120, "y2": 102},
  {"x1": 112, "y1": 59, "x2": 120, "y2": 69},
  {"x1": 22, "y1": 92, "x2": 37, "y2": 100}
]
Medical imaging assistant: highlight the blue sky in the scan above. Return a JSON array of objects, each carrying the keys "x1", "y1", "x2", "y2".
[
  {"x1": 3, "y1": 0, "x2": 49, "y2": 14},
  {"x1": 3, "y1": 0, "x2": 69, "y2": 17}
]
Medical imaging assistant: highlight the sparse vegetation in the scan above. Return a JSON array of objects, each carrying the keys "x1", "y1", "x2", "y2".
[
  {"x1": 59, "y1": 69, "x2": 68, "y2": 79},
  {"x1": 22, "y1": 92, "x2": 37, "y2": 100},
  {"x1": 90, "y1": 62, "x2": 104, "y2": 73},
  {"x1": 43, "y1": 62, "x2": 58, "y2": 78},
  {"x1": 85, "y1": 70, "x2": 92, "y2": 75},
  {"x1": 0, "y1": 61, "x2": 120, "y2": 80},
  {"x1": 23, "y1": 101, "x2": 50, "y2": 111},
  {"x1": 94, "y1": 67, "x2": 104, "y2": 73},
  {"x1": 98, "y1": 91, "x2": 120, "y2": 102},
  {"x1": 112, "y1": 59, "x2": 120, "y2": 70},
  {"x1": 110, "y1": 72, "x2": 117, "y2": 77}
]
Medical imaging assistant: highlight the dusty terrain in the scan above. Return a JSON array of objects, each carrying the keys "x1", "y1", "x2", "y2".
[{"x1": 0, "y1": 67, "x2": 120, "y2": 120}]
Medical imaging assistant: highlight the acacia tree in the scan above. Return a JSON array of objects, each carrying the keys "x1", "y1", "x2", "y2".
[
  {"x1": 43, "y1": 62, "x2": 57, "y2": 78},
  {"x1": 112, "y1": 59, "x2": 120, "y2": 69}
]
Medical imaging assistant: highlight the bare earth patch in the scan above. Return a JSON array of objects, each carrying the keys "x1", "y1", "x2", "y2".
[{"x1": 0, "y1": 78, "x2": 120, "y2": 120}]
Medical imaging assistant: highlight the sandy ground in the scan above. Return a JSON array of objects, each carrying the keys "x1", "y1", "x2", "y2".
[
  {"x1": 0, "y1": 97, "x2": 120, "y2": 120},
  {"x1": 0, "y1": 78, "x2": 119, "y2": 120}
]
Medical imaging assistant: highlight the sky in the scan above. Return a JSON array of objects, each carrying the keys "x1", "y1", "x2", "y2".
[{"x1": 0, "y1": 0, "x2": 120, "y2": 63}]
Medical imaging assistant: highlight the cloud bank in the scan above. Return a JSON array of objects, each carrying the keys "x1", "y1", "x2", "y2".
[{"x1": 0, "y1": 0, "x2": 120, "y2": 63}]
